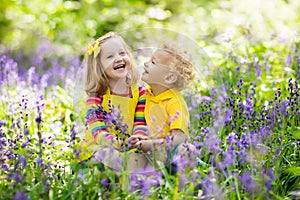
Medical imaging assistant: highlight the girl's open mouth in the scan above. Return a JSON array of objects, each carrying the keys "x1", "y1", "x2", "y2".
[{"x1": 113, "y1": 64, "x2": 126, "y2": 70}]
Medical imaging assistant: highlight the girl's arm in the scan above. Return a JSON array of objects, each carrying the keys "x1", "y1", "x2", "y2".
[
  {"x1": 132, "y1": 85, "x2": 148, "y2": 136},
  {"x1": 86, "y1": 97, "x2": 120, "y2": 147}
]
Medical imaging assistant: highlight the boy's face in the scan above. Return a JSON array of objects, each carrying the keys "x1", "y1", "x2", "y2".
[{"x1": 142, "y1": 49, "x2": 175, "y2": 86}]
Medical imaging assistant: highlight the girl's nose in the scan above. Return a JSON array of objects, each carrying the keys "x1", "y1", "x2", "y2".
[{"x1": 115, "y1": 55, "x2": 123, "y2": 62}]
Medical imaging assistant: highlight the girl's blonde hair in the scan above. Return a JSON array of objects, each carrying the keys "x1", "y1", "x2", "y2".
[
  {"x1": 84, "y1": 32, "x2": 139, "y2": 96},
  {"x1": 160, "y1": 42, "x2": 195, "y2": 90}
]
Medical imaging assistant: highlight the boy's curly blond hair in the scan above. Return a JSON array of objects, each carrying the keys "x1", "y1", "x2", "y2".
[{"x1": 160, "y1": 42, "x2": 195, "y2": 90}]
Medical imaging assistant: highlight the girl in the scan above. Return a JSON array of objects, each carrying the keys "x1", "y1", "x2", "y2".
[{"x1": 78, "y1": 32, "x2": 148, "y2": 171}]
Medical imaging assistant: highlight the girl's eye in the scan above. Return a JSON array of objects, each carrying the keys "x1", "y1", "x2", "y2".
[
  {"x1": 151, "y1": 60, "x2": 155, "y2": 64},
  {"x1": 119, "y1": 51, "x2": 126, "y2": 56},
  {"x1": 106, "y1": 55, "x2": 113, "y2": 59}
]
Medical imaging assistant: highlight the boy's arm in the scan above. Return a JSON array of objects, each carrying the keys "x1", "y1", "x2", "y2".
[
  {"x1": 167, "y1": 129, "x2": 188, "y2": 148},
  {"x1": 166, "y1": 99, "x2": 190, "y2": 137},
  {"x1": 86, "y1": 97, "x2": 120, "y2": 147},
  {"x1": 133, "y1": 129, "x2": 187, "y2": 153},
  {"x1": 132, "y1": 85, "x2": 148, "y2": 136}
]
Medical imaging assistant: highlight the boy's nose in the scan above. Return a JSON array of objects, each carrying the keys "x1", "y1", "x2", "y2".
[{"x1": 144, "y1": 61, "x2": 149, "y2": 67}]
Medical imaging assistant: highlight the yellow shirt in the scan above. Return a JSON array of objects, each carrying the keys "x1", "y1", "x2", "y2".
[{"x1": 145, "y1": 86, "x2": 189, "y2": 139}]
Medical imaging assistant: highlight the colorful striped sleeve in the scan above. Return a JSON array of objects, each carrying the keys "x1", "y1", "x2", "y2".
[
  {"x1": 86, "y1": 96, "x2": 116, "y2": 145},
  {"x1": 132, "y1": 85, "x2": 148, "y2": 136}
]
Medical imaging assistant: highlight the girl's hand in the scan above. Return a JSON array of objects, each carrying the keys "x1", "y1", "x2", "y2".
[{"x1": 113, "y1": 138, "x2": 125, "y2": 151}]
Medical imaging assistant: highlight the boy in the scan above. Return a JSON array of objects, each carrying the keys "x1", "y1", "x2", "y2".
[{"x1": 128, "y1": 42, "x2": 195, "y2": 173}]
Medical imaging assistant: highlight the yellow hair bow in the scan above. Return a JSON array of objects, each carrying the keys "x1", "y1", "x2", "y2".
[
  {"x1": 87, "y1": 44, "x2": 93, "y2": 55},
  {"x1": 87, "y1": 40, "x2": 101, "y2": 58}
]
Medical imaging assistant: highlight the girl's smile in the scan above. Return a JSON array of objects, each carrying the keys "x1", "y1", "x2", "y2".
[{"x1": 100, "y1": 37, "x2": 131, "y2": 80}]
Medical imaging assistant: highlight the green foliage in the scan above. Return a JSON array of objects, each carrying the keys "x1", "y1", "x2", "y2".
[{"x1": 2, "y1": 0, "x2": 300, "y2": 63}]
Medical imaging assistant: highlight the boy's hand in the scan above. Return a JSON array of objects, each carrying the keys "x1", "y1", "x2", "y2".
[
  {"x1": 127, "y1": 135, "x2": 149, "y2": 149},
  {"x1": 134, "y1": 140, "x2": 153, "y2": 153}
]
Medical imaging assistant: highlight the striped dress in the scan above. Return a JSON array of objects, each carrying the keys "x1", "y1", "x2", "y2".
[{"x1": 78, "y1": 84, "x2": 148, "y2": 160}]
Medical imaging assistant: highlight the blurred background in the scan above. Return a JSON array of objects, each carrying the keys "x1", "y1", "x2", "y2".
[{"x1": 1, "y1": 0, "x2": 299, "y2": 68}]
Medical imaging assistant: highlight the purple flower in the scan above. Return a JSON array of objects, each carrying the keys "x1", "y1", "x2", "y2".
[
  {"x1": 259, "y1": 168, "x2": 275, "y2": 192},
  {"x1": 100, "y1": 178, "x2": 110, "y2": 188},
  {"x1": 0, "y1": 120, "x2": 5, "y2": 128},
  {"x1": 36, "y1": 157, "x2": 44, "y2": 168},
  {"x1": 140, "y1": 179, "x2": 150, "y2": 196},
  {"x1": 258, "y1": 125, "x2": 271, "y2": 138},
  {"x1": 24, "y1": 128, "x2": 29, "y2": 135},
  {"x1": 13, "y1": 190, "x2": 29, "y2": 200},
  {"x1": 201, "y1": 177, "x2": 222, "y2": 198},
  {"x1": 239, "y1": 170, "x2": 257, "y2": 193},
  {"x1": 249, "y1": 130, "x2": 260, "y2": 146},
  {"x1": 93, "y1": 149, "x2": 107, "y2": 162},
  {"x1": 35, "y1": 115, "x2": 42, "y2": 124},
  {"x1": 217, "y1": 146, "x2": 236, "y2": 170},
  {"x1": 179, "y1": 174, "x2": 188, "y2": 191},
  {"x1": 7, "y1": 172, "x2": 23, "y2": 186},
  {"x1": 237, "y1": 78, "x2": 243, "y2": 88},
  {"x1": 129, "y1": 173, "x2": 163, "y2": 196},
  {"x1": 211, "y1": 88, "x2": 217, "y2": 97},
  {"x1": 129, "y1": 174, "x2": 139, "y2": 192},
  {"x1": 255, "y1": 65, "x2": 262, "y2": 78},
  {"x1": 265, "y1": 180, "x2": 273, "y2": 191},
  {"x1": 244, "y1": 98, "x2": 253, "y2": 115},
  {"x1": 70, "y1": 124, "x2": 76, "y2": 141},
  {"x1": 266, "y1": 168, "x2": 275, "y2": 181},
  {"x1": 195, "y1": 94, "x2": 201, "y2": 105},
  {"x1": 202, "y1": 96, "x2": 212, "y2": 103},
  {"x1": 227, "y1": 132, "x2": 237, "y2": 144},
  {"x1": 237, "y1": 132, "x2": 249, "y2": 150},
  {"x1": 203, "y1": 132, "x2": 221, "y2": 153},
  {"x1": 193, "y1": 140, "x2": 202, "y2": 148},
  {"x1": 14, "y1": 154, "x2": 27, "y2": 169},
  {"x1": 224, "y1": 108, "x2": 232, "y2": 123},
  {"x1": 94, "y1": 104, "x2": 129, "y2": 141},
  {"x1": 172, "y1": 153, "x2": 189, "y2": 172},
  {"x1": 285, "y1": 54, "x2": 292, "y2": 66}
]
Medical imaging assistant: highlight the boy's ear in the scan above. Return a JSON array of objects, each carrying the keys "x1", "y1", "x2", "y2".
[{"x1": 164, "y1": 72, "x2": 178, "y2": 84}]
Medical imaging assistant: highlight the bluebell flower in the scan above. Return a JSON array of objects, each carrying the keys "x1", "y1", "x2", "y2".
[
  {"x1": 14, "y1": 154, "x2": 27, "y2": 170},
  {"x1": 203, "y1": 132, "x2": 221, "y2": 153},
  {"x1": 13, "y1": 190, "x2": 29, "y2": 200},
  {"x1": 227, "y1": 132, "x2": 237, "y2": 144},
  {"x1": 217, "y1": 146, "x2": 236, "y2": 170},
  {"x1": 224, "y1": 108, "x2": 233, "y2": 123},
  {"x1": 201, "y1": 177, "x2": 222, "y2": 199},
  {"x1": 285, "y1": 54, "x2": 292, "y2": 66},
  {"x1": 237, "y1": 78, "x2": 243, "y2": 88},
  {"x1": 7, "y1": 172, "x2": 23, "y2": 186},
  {"x1": 100, "y1": 178, "x2": 110, "y2": 188},
  {"x1": 70, "y1": 124, "x2": 77, "y2": 141},
  {"x1": 202, "y1": 96, "x2": 212, "y2": 103},
  {"x1": 239, "y1": 170, "x2": 257, "y2": 193}
]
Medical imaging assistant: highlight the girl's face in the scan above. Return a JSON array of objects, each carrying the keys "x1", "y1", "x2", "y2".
[
  {"x1": 100, "y1": 37, "x2": 131, "y2": 81},
  {"x1": 142, "y1": 49, "x2": 174, "y2": 86}
]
